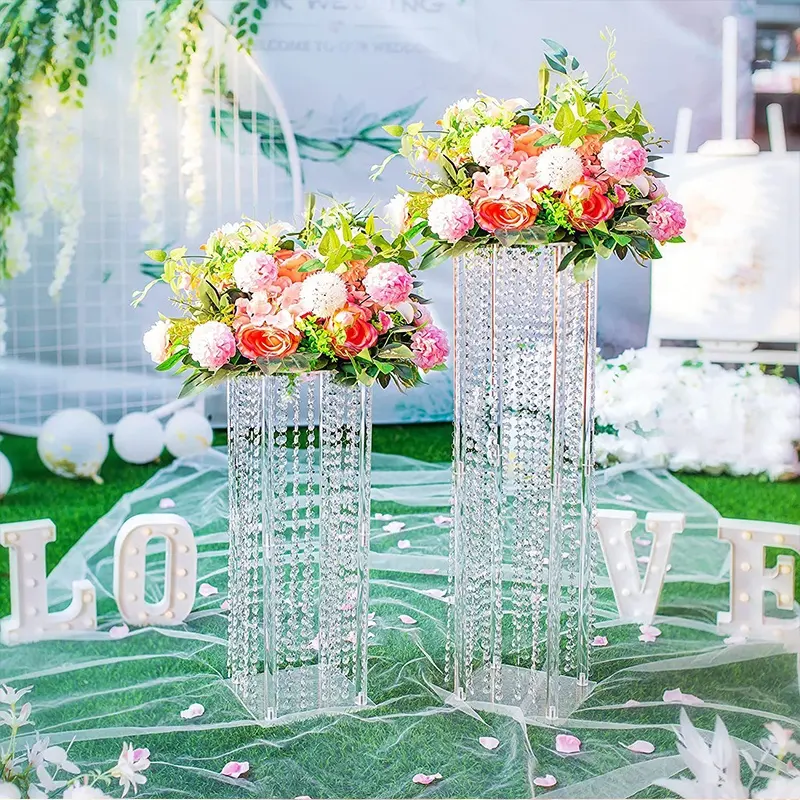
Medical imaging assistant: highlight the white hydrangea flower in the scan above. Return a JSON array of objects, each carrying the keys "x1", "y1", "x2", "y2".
[
  {"x1": 534, "y1": 146, "x2": 584, "y2": 191},
  {"x1": 299, "y1": 272, "x2": 348, "y2": 318}
]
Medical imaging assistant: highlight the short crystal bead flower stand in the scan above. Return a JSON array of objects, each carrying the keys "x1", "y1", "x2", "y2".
[
  {"x1": 227, "y1": 373, "x2": 372, "y2": 722},
  {"x1": 448, "y1": 244, "x2": 597, "y2": 721}
]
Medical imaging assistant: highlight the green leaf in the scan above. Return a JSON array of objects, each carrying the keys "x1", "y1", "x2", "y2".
[
  {"x1": 76, "y1": 40, "x2": 91, "y2": 54},
  {"x1": 155, "y1": 348, "x2": 187, "y2": 372},
  {"x1": 553, "y1": 102, "x2": 574, "y2": 132},
  {"x1": 614, "y1": 216, "x2": 650, "y2": 233},
  {"x1": 406, "y1": 121, "x2": 424, "y2": 136},
  {"x1": 145, "y1": 249, "x2": 167, "y2": 263},
  {"x1": 318, "y1": 226, "x2": 340, "y2": 257},
  {"x1": 667, "y1": 235, "x2": 685, "y2": 244},
  {"x1": 383, "y1": 124, "x2": 404, "y2": 137},
  {"x1": 538, "y1": 64, "x2": 549, "y2": 105},
  {"x1": 544, "y1": 54, "x2": 567, "y2": 75},
  {"x1": 542, "y1": 38, "x2": 568, "y2": 57},
  {"x1": 298, "y1": 258, "x2": 324, "y2": 273},
  {"x1": 377, "y1": 343, "x2": 414, "y2": 360},
  {"x1": 573, "y1": 255, "x2": 597, "y2": 282},
  {"x1": 534, "y1": 133, "x2": 560, "y2": 147}
]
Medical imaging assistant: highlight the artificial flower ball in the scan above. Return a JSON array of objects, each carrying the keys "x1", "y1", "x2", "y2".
[
  {"x1": 37, "y1": 408, "x2": 109, "y2": 483},
  {"x1": 0, "y1": 451, "x2": 12, "y2": 499},
  {"x1": 164, "y1": 409, "x2": 213, "y2": 458},
  {"x1": 534, "y1": 145, "x2": 584, "y2": 191},
  {"x1": 299, "y1": 272, "x2": 348, "y2": 318},
  {"x1": 112, "y1": 413, "x2": 165, "y2": 465}
]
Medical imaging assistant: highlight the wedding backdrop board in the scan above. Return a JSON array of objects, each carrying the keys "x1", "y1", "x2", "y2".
[
  {"x1": 648, "y1": 152, "x2": 800, "y2": 364},
  {"x1": 2, "y1": 450, "x2": 798, "y2": 798},
  {"x1": 0, "y1": 7, "x2": 301, "y2": 436}
]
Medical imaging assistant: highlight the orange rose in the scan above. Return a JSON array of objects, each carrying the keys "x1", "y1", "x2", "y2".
[
  {"x1": 566, "y1": 178, "x2": 615, "y2": 231},
  {"x1": 510, "y1": 124, "x2": 551, "y2": 157},
  {"x1": 340, "y1": 259, "x2": 369, "y2": 285},
  {"x1": 474, "y1": 197, "x2": 539, "y2": 233},
  {"x1": 275, "y1": 249, "x2": 312, "y2": 282},
  {"x1": 576, "y1": 133, "x2": 603, "y2": 159},
  {"x1": 237, "y1": 323, "x2": 300, "y2": 362},
  {"x1": 325, "y1": 305, "x2": 379, "y2": 358}
]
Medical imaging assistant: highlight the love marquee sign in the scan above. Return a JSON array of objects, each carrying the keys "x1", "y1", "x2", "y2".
[{"x1": 0, "y1": 511, "x2": 798, "y2": 647}]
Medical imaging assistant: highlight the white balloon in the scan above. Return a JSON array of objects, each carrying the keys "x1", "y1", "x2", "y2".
[
  {"x1": 164, "y1": 409, "x2": 213, "y2": 458},
  {"x1": 0, "y1": 452, "x2": 12, "y2": 498},
  {"x1": 37, "y1": 408, "x2": 109, "y2": 482},
  {"x1": 113, "y1": 413, "x2": 165, "y2": 464}
]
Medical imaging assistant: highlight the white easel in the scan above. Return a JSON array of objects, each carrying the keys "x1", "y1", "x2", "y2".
[{"x1": 647, "y1": 15, "x2": 800, "y2": 368}]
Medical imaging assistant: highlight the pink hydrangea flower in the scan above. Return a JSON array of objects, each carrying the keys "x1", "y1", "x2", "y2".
[
  {"x1": 598, "y1": 136, "x2": 648, "y2": 180},
  {"x1": 427, "y1": 195, "x2": 475, "y2": 243},
  {"x1": 362, "y1": 262, "x2": 413, "y2": 306},
  {"x1": 411, "y1": 325, "x2": 449, "y2": 370},
  {"x1": 470, "y1": 126, "x2": 514, "y2": 167},
  {"x1": 647, "y1": 198, "x2": 686, "y2": 243},
  {"x1": 188, "y1": 321, "x2": 236, "y2": 370},
  {"x1": 232, "y1": 251, "x2": 278, "y2": 294}
]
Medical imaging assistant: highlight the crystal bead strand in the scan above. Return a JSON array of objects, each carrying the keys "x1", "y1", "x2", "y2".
[
  {"x1": 300, "y1": 376, "x2": 318, "y2": 709},
  {"x1": 286, "y1": 384, "x2": 304, "y2": 700},
  {"x1": 355, "y1": 384, "x2": 372, "y2": 705},
  {"x1": 576, "y1": 275, "x2": 598, "y2": 692}
]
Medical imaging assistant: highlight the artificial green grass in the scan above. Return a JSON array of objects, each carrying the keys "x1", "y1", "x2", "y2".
[{"x1": 1, "y1": 424, "x2": 798, "y2": 618}]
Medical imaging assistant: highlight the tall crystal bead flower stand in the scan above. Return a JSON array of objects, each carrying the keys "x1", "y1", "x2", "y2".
[
  {"x1": 448, "y1": 244, "x2": 597, "y2": 722},
  {"x1": 227, "y1": 373, "x2": 372, "y2": 722}
]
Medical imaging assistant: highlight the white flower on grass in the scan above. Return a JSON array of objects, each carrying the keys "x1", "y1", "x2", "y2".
[
  {"x1": 142, "y1": 320, "x2": 171, "y2": 364},
  {"x1": 655, "y1": 709, "x2": 748, "y2": 799},
  {"x1": 111, "y1": 743, "x2": 150, "y2": 798},
  {"x1": 534, "y1": 145, "x2": 584, "y2": 191},
  {"x1": 299, "y1": 272, "x2": 348, "y2": 318},
  {"x1": 384, "y1": 192, "x2": 410, "y2": 235},
  {"x1": 0, "y1": 685, "x2": 32, "y2": 705}
]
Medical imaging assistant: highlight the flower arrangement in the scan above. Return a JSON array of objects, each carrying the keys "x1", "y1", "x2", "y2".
[
  {"x1": 136, "y1": 197, "x2": 449, "y2": 396},
  {"x1": 0, "y1": 684, "x2": 150, "y2": 798},
  {"x1": 375, "y1": 33, "x2": 686, "y2": 281}
]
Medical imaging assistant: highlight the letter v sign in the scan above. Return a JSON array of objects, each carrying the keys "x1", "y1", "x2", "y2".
[{"x1": 595, "y1": 510, "x2": 686, "y2": 624}]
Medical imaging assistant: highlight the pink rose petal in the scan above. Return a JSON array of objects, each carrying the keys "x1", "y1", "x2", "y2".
[
  {"x1": 374, "y1": 513, "x2": 393, "y2": 520},
  {"x1": 623, "y1": 699, "x2": 642, "y2": 708},
  {"x1": 158, "y1": 497, "x2": 176, "y2": 509},
  {"x1": 591, "y1": 635, "x2": 608, "y2": 647},
  {"x1": 479, "y1": 736, "x2": 500, "y2": 751},
  {"x1": 221, "y1": 761, "x2": 249, "y2": 778},
  {"x1": 615, "y1": 494, "x2": 633, "y2": 502},
  {"x1": 419, "y1": 568, "x2": 440, "y2": 575},
  {"x1": 199, "y1": 583, "x2": 218, "y2": 597},
  {"x1": 434, "y1": 515, "x2": 452, "y2": 526},
  {"x1": 109, "y1": 623, "x2": 130, "y2": 640},
  {"x1": 397, "y1": 539, "x2": 412, "y2": 550},
  {"x1": 663, "y1": 688, "x2": 703, "y2": 706},
  {"x1": 533, "y1": 775, "x2": 557, "y2": 788},
  {"x1": 221, "y1": 598, "x2": 231, "y2": 611},
  {"x1": 555, "y1": 734, "x2": 581, "y2": 754},
  {"x1": 180, "y1": 703, "x2": 205, "y2": 720},
  {"x1": 422, "y1": 589, "x2": 447, "y2": 599},
  {"x1": 623, "y1": 739, "x2": 655, "y2": 754},
  {"x1": 412, "y1": 773, "x2": 442, "y2": 785},
  {"x1": 636, "y1": 555, "x2": 650, "y2": 564},
  {"x1": 383, "y1": 521, "x2": 406, "y2": 533},
  {"x1": 634, "y1": 537, "x2": 650, "y2": 546},
  {"x1": 399, "y1": 615, "x2": 417, "y2": 625},
  {"x1": 638, "y1": 624, "x2": 661, "y2": 643},
  {"x1": 309, "y1": 635, "x2": 319, "y2": 651}
]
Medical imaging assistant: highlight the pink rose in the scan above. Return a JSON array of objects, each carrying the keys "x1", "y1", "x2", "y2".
[
  {"x1": 362, "y1": 262, "x2": 413, "y2": 306},
  {"x1": 648, "y1": 177, "x2": 668, "y2": 201},
  {"x1": 612, "y1": 185, "x2": 629, "y2": 206},
  {"x1": 598, "y1": 136, "x2": 648, "y2": 180},
  {"x1": 566, "y1": 178, "x2": 615, "y2": 231},
  {"x1": 475, "y1": 197, "x2": 539, "y2": 233},
  {"x1": 647, "y1": 197, "x2": 686, "y2": 243},
  {"x1": 326, "y1": 304, "x2": 379, "y2": 357},
  {"x1": 411, "y1": 325, "x2": 449, "y2": 370},
  {"x1": 236, "y1": 323, "x2": 300, "y2": 361},
  {"x1": 375, "y1": 311, "x2": 393, "y2": 332}
]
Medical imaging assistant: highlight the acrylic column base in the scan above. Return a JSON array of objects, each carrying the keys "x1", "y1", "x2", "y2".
[
  {"x1": 449, "y1": 244, "x2": 598, "y2": 721},
  {"x1": 226, "y1": 373, "x2": 372, "y2": 722}
]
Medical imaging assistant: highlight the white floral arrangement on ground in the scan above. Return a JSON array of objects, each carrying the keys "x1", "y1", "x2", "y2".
[
  {"x1": 595, "y1": 348, "x2": 800, "y2": 480},
  {"x1": 0, "y1": 685, "x2": 149, "y2": 799},
  {"x1": 656, "y1": 709, "x2": 800, "y2": 799}
]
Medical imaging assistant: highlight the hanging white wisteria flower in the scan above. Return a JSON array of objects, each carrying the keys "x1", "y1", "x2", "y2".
[{"x1": 179, "y1": 36, "x2": 207, "y2": 238}]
